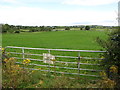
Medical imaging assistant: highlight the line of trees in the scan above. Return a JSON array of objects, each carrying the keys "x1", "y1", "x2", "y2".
[
  {"x1": 2, "y1": 24, "x2": 54, "y2": 33},
  {"x1": 2, "y1": 24, "x2": 113, "y2": 33}
]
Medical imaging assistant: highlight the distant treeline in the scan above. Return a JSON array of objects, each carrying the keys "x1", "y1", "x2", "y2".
[{"x1": 1, "y1": 24, "x2": 113, "y2": 33}]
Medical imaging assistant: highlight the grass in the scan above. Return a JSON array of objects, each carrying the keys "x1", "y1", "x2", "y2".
[
  {"x1": 2, "y1": 30, "x2": 118, "y2": 88},
  {"x1": 2, "y1": 57, "x2": 116, "y2": 88},
  {"x1": 2, "y1": 30, "x2": 108, "y2": 50},
  {"x1": 2, "y1": 30, "x2": 112, "y2": 88},
  {"x1": 2, "y1": 30, "x2": 108, "y2": 77}
]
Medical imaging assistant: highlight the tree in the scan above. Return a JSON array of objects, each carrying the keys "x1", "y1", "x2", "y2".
[
  {"x1": 2, "y1": 24, "x2": 10, "y2": 33},
  {"x1": 2, "y1": 24, "x2": 17, "y2": 33},
  {"x1": 65, "y1": 27, "x2": 70, "y2": 30},
  {"x1": 85, "y1": 26, "x2": 90, "y2": 30}
]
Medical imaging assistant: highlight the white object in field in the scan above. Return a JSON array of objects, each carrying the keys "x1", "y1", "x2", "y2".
[
  {"x1": 65, "y1": 62, "x2": 68, "y2": 66},
  {"x1": 43, "y1": 53, "x2": 55, "y2": 64}
]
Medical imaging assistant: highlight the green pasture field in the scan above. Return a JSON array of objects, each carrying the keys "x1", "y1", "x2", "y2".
[
  {"x1": 2, "y1": 30, "x2": 109, "y2": 78},
  {"x1": 2, "y1": 30, "x2": 108, "y2": 50}
]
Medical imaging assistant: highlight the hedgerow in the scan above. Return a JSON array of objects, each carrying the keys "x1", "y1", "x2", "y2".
[{"x1": 97, "y1": 26, "x2": 120, "y2": 88}]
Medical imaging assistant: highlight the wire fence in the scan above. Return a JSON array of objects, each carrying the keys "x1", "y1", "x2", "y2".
[{"x1": 5, "y1": 46, "x2": 106, "y2": 77}]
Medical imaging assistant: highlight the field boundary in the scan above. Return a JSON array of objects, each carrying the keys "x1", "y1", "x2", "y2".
[{"x1": 5, "y1": 46, "x2": 106, "y2": 77}]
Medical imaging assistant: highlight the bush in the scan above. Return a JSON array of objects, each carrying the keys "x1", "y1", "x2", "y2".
[
  {"x1": 2, "y1": 30, "x2": 7, "y2": 33},
  {"x1": 97, "y1": 27, "x2": 120, "y2": 88},
  {"x1": 85, "y1": 26, "x2": 90, "y2": 30},
  {"x1": 65, "y1": 27, "x2": 70, "y2": 30},
  {"x1": 2, "y1": 58, "x2": 32, "y2": 88},
  {"x1": 14, "y1": 30, "x2": 20, "y2": 33},
  {"x1": 80, "y1": 27, "x2": 83, "y2": 30}
]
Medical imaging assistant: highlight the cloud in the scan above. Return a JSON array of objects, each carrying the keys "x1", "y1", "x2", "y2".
[
  {"x1": 0, "y1": 0, "x2": 115, "y2": 6},
  {"x1": 1, "y1": 0, "x2": 20, "y2": 4},
  {"x1": 62, "y1": 0, "x2": 119, "y2": 6},
  {"x1": 0, "y1": 0, "x2": 63, "y2": 4},
  {"x1": 0, "y1": 0, "x2": 119, "y2": 6},
  {"x1": 0, "y1": 5, "x2": 117, "y2": 26}
]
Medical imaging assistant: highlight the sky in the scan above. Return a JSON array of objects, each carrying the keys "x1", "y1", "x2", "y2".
[{"x1": 0, "y1": 0, "x2": 119, "y2": 26}]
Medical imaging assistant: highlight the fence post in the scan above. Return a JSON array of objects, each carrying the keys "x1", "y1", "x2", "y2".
[
  {"x1": 22, "y1": 48, "x2": 25, "y2": 60},
  {"x1": 78, "y1": 52, "x2": 80, "y2": 75},
  {"x1": 48, "y1": 49, "x2": 50, "y2": 73}
]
